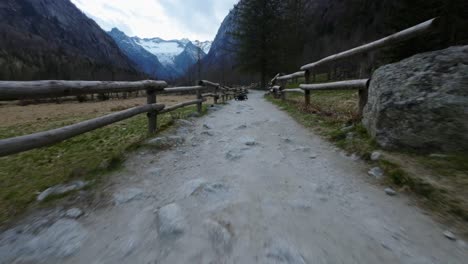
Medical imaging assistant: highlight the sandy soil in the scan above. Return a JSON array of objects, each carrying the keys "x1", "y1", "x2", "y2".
[
  {"x1": 0, "y1": 91, "x2": 467, "y2": 263},
  {"x1": 0, "y1": 95, "x2": 210, "y2": 127}
]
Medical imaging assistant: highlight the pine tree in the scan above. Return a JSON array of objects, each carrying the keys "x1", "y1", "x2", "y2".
[{"x1": 231, "y1": 0, "x2": 283, "y2": 89}]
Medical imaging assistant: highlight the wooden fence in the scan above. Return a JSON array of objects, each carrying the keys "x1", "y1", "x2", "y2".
[
  {"x1": 269, "y1": 18, "x2": 440, "y2": 116},
  {"x1": 0, "y1": 80, "x2": 243, "y2": 157}
]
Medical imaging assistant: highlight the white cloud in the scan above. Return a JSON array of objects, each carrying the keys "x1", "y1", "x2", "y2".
[{"x1": 71, "y1": 0, "x2": 237, "y2": 41}]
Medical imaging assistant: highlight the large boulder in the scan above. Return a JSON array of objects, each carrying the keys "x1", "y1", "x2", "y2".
[{"x1": 363, "y1": 45, "x2": 468, "y2": 152}]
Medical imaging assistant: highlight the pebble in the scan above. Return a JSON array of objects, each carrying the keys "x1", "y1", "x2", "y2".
[
  {"x1": 384, "y1": 188, "x2": 397, "y2": 196},
  {"x1": 201, "y1": 131, "x2": 215, "y2": 136},
  {"x1": 203, "y1": 123, "x2": 213, "y2": 129},
  {"x1": 226, "y1": 150, "x2": 243, "y2": 161},
  {"x1": 240, "y1": 136, "x2": 257, "y2": 146},
  {"x1": 429, "y1": 153, "x2": 449, "y2": 159},
  {"x1": 371, "y1": 151, "x2": 382, "y2": 161},
  {"x1": 37, "y1": 181, "x2": 89, "y2": 201},
  {"x1": 443, "y1": 231, "x2": 457, "y2": 241},
  {"x1": 113, "y1": 188, "x2": 144, "y2": 205},
  {"x1": 368, "y1": 167, "x2": 384, "y2": 179},
  {"x1": 157, "y1": 203, "x2": 186, "y2": 237},
  {"x1": 65, "y1": 208, "x2": 84, "y2": 219}
]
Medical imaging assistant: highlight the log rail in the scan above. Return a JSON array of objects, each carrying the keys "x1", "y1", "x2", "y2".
[
  {"x1": 270, "y1": 18, "x2": 440, "y2": 116},
  {"x1": 0, "y1": 80, "x2": 242, "y2": 157}
]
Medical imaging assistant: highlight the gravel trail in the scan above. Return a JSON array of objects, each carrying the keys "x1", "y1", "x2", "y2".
[{"x1": 1, "y1": 91, "x2": 467, "y2": 263}]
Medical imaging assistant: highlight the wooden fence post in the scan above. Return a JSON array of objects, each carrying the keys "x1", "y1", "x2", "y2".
[
  {"x1": 146, "y1": 88, "x2": 157, "y2": 134},
  {"x1": 358, "y1": 80, "x2": 370, "y2": 117},
  {"x1": 214, "y1": 86, "x2": 219, "y2": 104},
  {"x1": 304, "y1": 70, "x2": 311, "y2": 105},
  {"x1": 280, "y1": 79, "x2": 287, "y2": 101},
  {"x1": 196, "y1": 86, "x2": 202, "y2": 113}
]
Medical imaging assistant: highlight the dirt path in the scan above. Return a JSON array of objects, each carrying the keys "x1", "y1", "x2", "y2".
[{"x1": 1, "y1": 91, "x2": 467, "y2": 263}]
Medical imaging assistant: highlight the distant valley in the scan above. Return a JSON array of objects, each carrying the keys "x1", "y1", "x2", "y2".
[{"x1": 108, "y1": 28, "x2": 212, "y2": 80}]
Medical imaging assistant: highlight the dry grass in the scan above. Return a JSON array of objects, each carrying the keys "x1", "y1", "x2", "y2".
[{"x1": 0, "y1": 94, "x2": 208, "y2": 127}]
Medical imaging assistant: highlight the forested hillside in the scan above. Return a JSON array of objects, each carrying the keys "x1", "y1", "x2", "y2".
[
  {"x1": 199, "y1": 0, "x2": 468, "y2": 87},
  {"x1": 0, "y1": 0, "x2": 144, "y2": 81}
]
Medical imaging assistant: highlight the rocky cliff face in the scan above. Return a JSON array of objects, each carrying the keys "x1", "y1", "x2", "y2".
[
  {"x1": 363, "y1": 45, "x2": 468, "y2": 152},
  {"x1": 0, "y1": 0, "x2": 142, "y2": 80},
  {"x1": 201, "y1": 3, "x2": 240, "y2": 83}
]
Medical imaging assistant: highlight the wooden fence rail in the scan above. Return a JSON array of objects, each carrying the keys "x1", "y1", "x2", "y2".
[
  {"x1": 270, "y1": 17, "x2": 439, "y2": 116},
  {"x1": 0, "y1": 79, "x2": 241, "y2": 157},
  {"x1": 0, "y1": 80, "x2": 167, "y2": 100},
  {"x1": 0, "y1": 104, "x2": 165, "y2": 156}
]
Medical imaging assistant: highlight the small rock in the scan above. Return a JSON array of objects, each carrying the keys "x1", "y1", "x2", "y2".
[
  {"x1": 350, "y1": 153, "x2": 360, "y2": 161},
  {"x1": 226, "y1": 149, "x2": 243, "y2": 161},
  {"x1": 240, "y1": 136, "x2": 257, "y2": 146},
  {"x1": 309, "y1": 155, "x2": 318, "y2": 159},
  {"x1": 37, "y1": 181, "x2": 89, "y2": 201},
  {"x1": 201, "y1": 131, "x2": 215, "y2": 136},
  {"x1": 294, "y1": 147, "x2": 311, "y2": 153},
  {"x1": 203, "y1": 123, "x2": 213, "y2": 129},
  {"x1": 191, "y1": 183, "x2": 227, "y2": 197},
  {"x1": 384, "y1": 188, "x2": 397, "y2": 196},
  {"x1": 381, "y1": 242, "x2": 393, "y2": 251},
  {"x1": 157, "y1": 203, "x2": 186, "y2": 237},
  {"x1": 346, "y1": 132, "x2": 355, "y2": 140},
  {"x1": 113, "y1": 188, "x2": 144, "y2": 205},
  {"x1": 368, "y1": 167, "x2": 384, "y2": 179},
  {"x1": 443, "y1": 231, "x2": 457, "y2": 241},
  {"x1": 281, "y1": 137, "x2": 292, "y2": 143},
  {"x1": 429, "y1": 153, "x2": 449, "y2": 159},
  {"x1": 65, "y1": 208, "x2": 84, "y2": 219},
  {"x1": 179, "y1": 179, "x2": 207, "y2": 198},
  {"x1": 237, "y1": 125, "x2": 247, "y2": 130},
  {"x1": 371, "y1": 151, "x2": 382, "y2": 161}
]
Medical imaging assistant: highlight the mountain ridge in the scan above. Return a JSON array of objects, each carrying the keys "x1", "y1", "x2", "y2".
[
  {"x1": 0, "y1": 0, "x2": 143, "y2": 81},
  {"x1": 109, "y1": 28, "x2": 212, "y2": 80}
]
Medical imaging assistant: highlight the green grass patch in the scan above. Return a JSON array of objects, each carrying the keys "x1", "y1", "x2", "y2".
[{"x1": 0, "y1": 105, "x2": 206, "y2": 225}]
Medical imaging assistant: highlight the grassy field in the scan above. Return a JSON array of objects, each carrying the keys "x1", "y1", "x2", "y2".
[
  {"x1": 0, "y1": 95, "x2": 209, "y2": 225},
  {"x1": 266, "y1": 91, "x2": 468, "y2": 233}
]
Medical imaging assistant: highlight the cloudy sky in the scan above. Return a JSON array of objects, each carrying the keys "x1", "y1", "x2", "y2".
[{"x1": 71, "y1": 0, "x2": 238, "y2": 41}]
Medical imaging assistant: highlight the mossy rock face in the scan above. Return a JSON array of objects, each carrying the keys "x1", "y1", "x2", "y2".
[{"x1": 364, "y1": 45, "x2": 468, "y2": 152}]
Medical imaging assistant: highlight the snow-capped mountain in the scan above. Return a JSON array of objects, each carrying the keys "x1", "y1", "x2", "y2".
[
  {"x1": 193, "y1": 40, "x2": 212, "y2": 54},
  {"x1": 108, "y1": 28, "x2": 212, "y2": 80}
]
